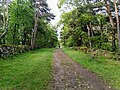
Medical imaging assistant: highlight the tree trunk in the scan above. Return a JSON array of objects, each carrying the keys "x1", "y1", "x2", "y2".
[
  {"x1": 31, "y1": 11, "x2": 39, "y2": 49},
  {"x1": 104, "y1": 0, "x2": 114, "y2": 27},
  {"x1": 87, "y1": 24, "x2": 92, "y2": 49},
  {"x1": 114, "y1": 0, "x2": 120, "y2": 50},
  {"x1": 111, "y1": 28, "x2": 116, "y2": 51},
  {"x1": 104, "y1": 0, "x2": 116, "y2": 51},
  {"x1": 100, "y1": 23, "x2": 103, "y2": 47}
]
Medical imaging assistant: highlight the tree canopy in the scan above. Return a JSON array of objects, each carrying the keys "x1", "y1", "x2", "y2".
[
  {"x1": 59, "y1": 0, "x2": 120, "y2": 51},
  {"x1": 0, "y1": 0, "x2": 58, "y2": 49}
]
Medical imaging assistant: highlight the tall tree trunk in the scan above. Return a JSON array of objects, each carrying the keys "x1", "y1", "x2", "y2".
[
  {"x1": 100, "y1": 23, "x2": 103, "y2": 47},
  {"x1": 104, "y1": 0, "x2": 116, "y2": 51},
  {"x1": 31, "y1": 11, "x2": 39, "y2": 49},
  {"x1": 114, "y1": 0, "x2": 120, "y2": 50},
  {"x1": 87, "y1": 24, "x2": 92, "y2": 49},
  {"x1": 31, "y1": 0, "x2": 39, "y2": 49}
]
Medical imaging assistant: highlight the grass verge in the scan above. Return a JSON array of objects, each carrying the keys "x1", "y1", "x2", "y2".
[
  {"x1": 0, "y1": 48, "x2": 54, "y2": 90},
  {"x1": 63, "y1": 48, "x2": 120, "y2": 90}
]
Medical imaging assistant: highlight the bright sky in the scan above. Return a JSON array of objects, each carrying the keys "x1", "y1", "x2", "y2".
[
  {"x1": 47, "y1": 0, "x2": 61, "y2": 25},
  {"x1": 47, "y1": 0, "x2": 62, "y2": 40}
]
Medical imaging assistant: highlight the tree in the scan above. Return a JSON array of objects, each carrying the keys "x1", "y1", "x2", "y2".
[
  {"x1": 59, "y1": 1, "x2": 112, "y2": 50},
  {"x1": 0, "y1": 0, "x2": 9, "y2": 43},
  {"x1": 8, "y1": 0, "x2": 34, "y2": 45},
  {"x1": 31, "y1": 0, "x2": 55, "y2": 49},
  {"x1": 95, "y1": 14, "x2": 106, "y2": 47},
  {"x1": 0, "y1": 0, "x2": 58, "y2": 49},
  {"x1": 113, "y1": 0, "x2": 120, "y2": 50},
  {"x1": 58, "y1": 0, "x2": 120, "y2": 52}
]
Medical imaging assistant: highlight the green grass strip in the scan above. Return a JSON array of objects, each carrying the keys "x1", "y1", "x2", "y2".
[
  {"x1": 0, "y1": 48, "x2": 54, "y2": 90},
  {"x1": 63, "y1": 48, "x2": 120, "y2": 90}
]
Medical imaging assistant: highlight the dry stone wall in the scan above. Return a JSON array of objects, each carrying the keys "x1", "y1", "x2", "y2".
[{"x1": 0, "y1": 45, "x2": 30, "y2": 59}]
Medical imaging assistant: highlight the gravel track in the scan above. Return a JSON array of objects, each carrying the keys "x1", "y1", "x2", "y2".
[{"x1": 52, "y1": 49, "x2": 113, "y2": 90}]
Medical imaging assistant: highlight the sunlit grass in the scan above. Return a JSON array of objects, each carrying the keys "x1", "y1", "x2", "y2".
[
  {"x1": 63, "y1": 48, "x2": 120, "y2": 90},
  {"x1": 0, "y1": 48, "x2": 54, "y2": 90}
]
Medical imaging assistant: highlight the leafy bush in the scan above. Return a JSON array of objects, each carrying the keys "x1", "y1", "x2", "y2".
[{"x1": 101, "y1": 43, "x2": 112, "y2": 51}]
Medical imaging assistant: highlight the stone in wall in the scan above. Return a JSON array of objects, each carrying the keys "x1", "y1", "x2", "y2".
[{"x1": 0, "y1": 45, "x2": 30, "y2": 59}]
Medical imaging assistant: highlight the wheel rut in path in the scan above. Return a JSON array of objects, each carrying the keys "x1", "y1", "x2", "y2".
[{"x1": 52, "y1": 49, "x2": 113, "y2": 90}]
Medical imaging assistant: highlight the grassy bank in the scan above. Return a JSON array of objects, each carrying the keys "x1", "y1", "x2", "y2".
[
  {"x1": 63, "y1": 48, "x2": 120, "y2": 90},
  {"x1": 0, "y1": 48, "x2": 54, "y2": 90}
]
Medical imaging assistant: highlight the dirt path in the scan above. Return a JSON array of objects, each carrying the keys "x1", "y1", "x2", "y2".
[{"x1": 52, "y1": 49, "x2": 113, "y2": 90}]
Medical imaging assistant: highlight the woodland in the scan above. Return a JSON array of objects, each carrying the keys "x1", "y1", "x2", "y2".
[
  {"x1": 0, "y1": 0, "x2": 120, "y2": 90},
  {"x1": 59, "y1": 0, "x2": 120, "y2": 53},
  {"x1": 0, "y1": 0, "x2": 58, "y2": 49},
  {"x1": 1, "y1": 0, "x2": 120, "y2": 53}
]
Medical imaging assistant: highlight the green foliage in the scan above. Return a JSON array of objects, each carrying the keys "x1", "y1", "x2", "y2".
[
  {"x1": 59, "y1": 0, "x2": 120, "y2": 52},
  {"x1": 6, "y1": 0, "x2": 34, "y2": 45},
  {"x1": 58, "y1": 0, "x2": 87, "y2": 8},
  {"x1": 59, "y1": 2, "x2": 112, "y2": 51},
  {"x1": 94, "y1": 14, "x2": 106, "y2": 26},
  {"x1": 101, "y1": 43, "x2": 112, "y2": 51},
  {"x1": 66, "y1": 36, "x2": 76, "y2": 47},
  {"x1": 35, "y1": 20, "x2": 58, "y2": 48},
  {"x1": 0, "y1": 0, "x2": 58, "y2": 49},
  {"x1": 80, "y1": 13, "x2": 94, "y2": 24}
]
